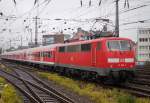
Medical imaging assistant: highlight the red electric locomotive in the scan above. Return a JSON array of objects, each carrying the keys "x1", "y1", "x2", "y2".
[
  {"x1": 55, "y1": 37, "x2": 135, "y2": 81},
  {"x1": 1, "y1": 37, "x2": 135, "y2": 82}
]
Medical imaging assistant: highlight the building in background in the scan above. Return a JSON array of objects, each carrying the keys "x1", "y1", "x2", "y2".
[
  {"x1": 137, "y1": 28, "x2": 150, "y2": 63},
  {"x1": 42, "y1": 33, "x2": 64, "y2": 46},
  {"x1": 65, "y1": 27, "x2": 113, "y2": 43}
]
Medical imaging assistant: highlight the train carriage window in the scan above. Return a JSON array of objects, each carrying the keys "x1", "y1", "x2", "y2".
[
  {"x1": 33, "y1": 53, "x2": 36, "y2": 57},
  {"x1": 47, "y1": 52, "x2": 51, "y2": 58},
  {"x1": 59, "y1": 46, "x2": 65, "y2": 52},
  {"x1": 37, "y1": 52, "x2": 40, "y2": 57},
  {"x1": 43, "y1": 52, "x2": 47, "y2": 57},
  {"x1": 81, "y1": 43, "x2": 91, "y2": 51},
  {"x1": 40, "y1": 52, "x2": 43, "y2": 57},
  {"x1": 42, "y1": 51, "x2": 51, "y2": 58},
  {"x1": 97, "y1": 42, "x2": 101, "y2": 50},
  {"x1": 43, "y1": 52, "x2": 45, "y2": 57}
]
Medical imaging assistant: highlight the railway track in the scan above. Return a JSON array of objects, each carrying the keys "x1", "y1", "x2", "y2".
[
  {"x1": 1, "y1": 61, "x2": 150, "y2": 98},
  {"x1": 0, "y1": 62, "x2": 75, "y2": 103},
  {"x1": 122, "y1": 65, "x2": 150, "y2": 97}
]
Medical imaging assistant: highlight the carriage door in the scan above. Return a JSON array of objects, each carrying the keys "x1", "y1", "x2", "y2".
[{"x1": 91, "y1": 43, "x2": 97, "y2": 66}]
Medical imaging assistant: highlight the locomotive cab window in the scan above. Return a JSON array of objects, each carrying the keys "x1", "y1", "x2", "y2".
[
  {"x1": 107, "y1": 40, "x2": 131, "y2": 51},
  {"x1": 81, "y1": 43, "x2": 91, "y2": 51},
  {"x1": 120, "y1": 41, "x2": 131, "y2": 50}
]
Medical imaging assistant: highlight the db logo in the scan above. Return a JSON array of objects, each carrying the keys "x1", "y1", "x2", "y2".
[{"x1": 120, "y1": 58, "x2": 125, "y2": 62}]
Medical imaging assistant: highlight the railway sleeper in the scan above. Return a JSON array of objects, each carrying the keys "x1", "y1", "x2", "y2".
[
  {"x1": 130, "y1": 78, "x2": 150, "y2": 86},
  {"x1": 136, "y1": 74, "x2": 150, "y2": 79},
  {"x1": 135, "y1": 72, "x2": 150, "y2": 76},
  {"x1": 125, "y1": 83, "x2": 150, "y2": 94}
]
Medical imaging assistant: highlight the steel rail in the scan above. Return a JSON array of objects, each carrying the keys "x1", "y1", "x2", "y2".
[
  {"x1": 0, "y1": 62, "x2": 75, "y2": 103},
  {"x1": 2, "y1": 61, "x2": 150, "y2": 98}
]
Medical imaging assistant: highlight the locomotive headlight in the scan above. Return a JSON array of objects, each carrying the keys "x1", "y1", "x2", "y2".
[
  {"x1": 125, "y1": 58, "x2": 134, "y2": 63},
  {"x1": 108, "y1": 58, "x2": 119, "y2": 63}
]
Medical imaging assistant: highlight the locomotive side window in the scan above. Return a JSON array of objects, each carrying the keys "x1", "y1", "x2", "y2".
[
  {"x1": 67, "y1": 45, "x2": 80, "y2": 52},
  {"x1": 59, "y1": 46, "x2": 65, "y2": 52},
  {"x1": 97, "y1": 42, "x2": 101, "y2": 50},
  {"x1": 108, "y1": 41, "x2": 120, "y2": 50},
  {"x1": 81, "y1": 43, "x2": 91, "y2": 51}
]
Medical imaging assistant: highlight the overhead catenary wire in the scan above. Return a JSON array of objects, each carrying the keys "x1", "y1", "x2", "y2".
[
  {"x1": 74, "y1": 0, "x2": 113, "y2": 19},
  {"x1": 1, "y1": 2, "x2": 150, "y2": 28},
  {"x1": 0, "y1": 0, "x2": 52, "y2": 32},
  {"x1": 71, "y1": 0, "x2": 149, "y2": 21},
  {"x1": 1, "y1": 0, "x2": 150, "y2": 47},
  {"x1": 0, "y1": 0, "x2": 51, "y2": 47},
  {"x1": 120, "y1": 19, "x2": 150, "y2": 26},
  {"x1": 103, "y1": 3, "x2": 150, "y2": 18}
]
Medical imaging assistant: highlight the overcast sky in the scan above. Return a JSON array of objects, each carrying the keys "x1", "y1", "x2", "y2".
[{"x1": 0, "y1": 0, "x2": 150, "y2": 49}]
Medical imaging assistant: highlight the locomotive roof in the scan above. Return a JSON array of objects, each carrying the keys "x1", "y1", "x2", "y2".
[{"x1": 57, "y1": 37, "x2": 131, "y2": 46}]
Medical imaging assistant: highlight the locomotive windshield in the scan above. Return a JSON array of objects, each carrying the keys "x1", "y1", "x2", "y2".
[{"x1": 107, "y1": 40, "x2": 131, "y2": 51}]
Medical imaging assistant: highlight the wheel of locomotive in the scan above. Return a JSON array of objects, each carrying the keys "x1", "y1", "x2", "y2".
[
  {"x1": 80, "y1": 71, "x2": 87, "y2": 80},
  {"x1": 71, "y1": 69, "x2": 79, "y2": 78},
  {"x1": 88, "y1": 72, "x2": 98, "y2": 81},
  {"x1": 64, "y1": 68, "x2": 72, "y2": 77},
  {"x1": 126, "y1": 71, "x2": 135, "y2": 82},
  {"x1": 109, "y1": 71, "x2": 120, "y2": 84},
  {"x1": 119, "y1": 71, "x2": 127, "y2": 82},
  {"x1": 58, "y1": 67, "x2": 66, "y2": 75}
]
